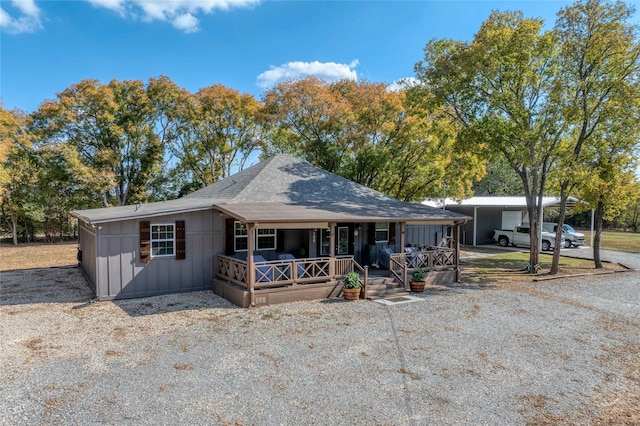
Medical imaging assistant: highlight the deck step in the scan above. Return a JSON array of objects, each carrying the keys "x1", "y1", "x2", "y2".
[
  {"x1": 365, "y1": 278, "x2": 408, "y2": 299},
  {"x1": 367, "y1": 288, "x2": 409, "y2": 299}
]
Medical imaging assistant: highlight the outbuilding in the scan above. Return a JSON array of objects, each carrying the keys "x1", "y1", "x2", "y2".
[{"x1": 424, "y1": 196, "x2": 583, "y2": 246}]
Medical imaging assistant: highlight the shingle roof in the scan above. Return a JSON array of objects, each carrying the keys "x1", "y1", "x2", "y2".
[{"x1": 72, "y1": 154, "x2": 470, "y2": 224}]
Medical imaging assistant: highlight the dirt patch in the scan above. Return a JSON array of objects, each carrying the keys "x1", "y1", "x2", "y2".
[{"x1": 1, "y1": 242, "x2": 78, "y2": 271}]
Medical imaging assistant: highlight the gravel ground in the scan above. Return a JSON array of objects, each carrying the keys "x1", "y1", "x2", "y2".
[{"x1": 1, "y1": 262, "x2": 639, "y2": 425}]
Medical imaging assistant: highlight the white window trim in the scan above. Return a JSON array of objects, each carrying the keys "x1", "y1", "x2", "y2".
[
  {"x1": 375, "y1": 222, "x2": 389, "y2": 243},
  {"x1": 151, "y1": 223, "x2": 175, "y2": 258},
  {"x1": 256, "y1": 228, "x2": 276, "y2": 251},
  {"x1": 320, "y1": 228, "x2": 330, "y2": 256},
  {"x1": 234, "y1": 222, "x2": 277, "y2": 252},
  {"x1": 234, "y1": 222, "x2": 248, "y2": 252}
]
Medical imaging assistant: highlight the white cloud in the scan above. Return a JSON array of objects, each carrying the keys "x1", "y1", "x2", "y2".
[
  {"x1": 0, "y1": 0, "x2": 42, "y2": 34},
  {"x1": 256, "y1": 60, "x2": 359, "y2": 89},
  {"x1": 387, "y1": 77, "x2": 420, "y2": 92},
  {"x1": 86, "y1": 0, "x2": 259, "y2": 33},
  {"x1": 86, "y1": 0, "x2": 126, "y2": 14}
]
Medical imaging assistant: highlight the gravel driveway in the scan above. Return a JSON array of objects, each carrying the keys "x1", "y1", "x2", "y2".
[{"x1": 1, "y1": 265, "x2": 639, "y2": 425}]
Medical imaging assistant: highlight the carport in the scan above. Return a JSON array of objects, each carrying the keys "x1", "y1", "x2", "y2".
[{"x1": 425, "y1": 196, "x2": 591, "y2": 246}]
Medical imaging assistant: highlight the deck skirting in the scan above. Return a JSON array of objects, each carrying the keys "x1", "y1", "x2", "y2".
[{"x1": 212, "y1": 279, "x2": 339, "y2": 308}]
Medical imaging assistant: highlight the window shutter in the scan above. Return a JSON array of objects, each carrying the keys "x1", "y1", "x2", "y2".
[
  {"x1": 389, "y1": 222, "x2": 396, "y2": 245},
  {"x1": 276, "y1": 229, "x2": 285, "y2": 252},
  {"x1": 140, "y1": 221, "x2": 151, "y2": 263},
  {"x1": 367, "y1": 223, "x2": 376, "y2": 245},
  {"x1": 175, "y1": 220, "x2": 186, "y2": 260},
  {"x1": 225, "y1": 218, "x2": 235, "y2": 255}
]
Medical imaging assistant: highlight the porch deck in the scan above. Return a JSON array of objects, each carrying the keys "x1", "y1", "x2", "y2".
[{"x1": 212, "y1": 247, "x2": 457, "y2": 307}]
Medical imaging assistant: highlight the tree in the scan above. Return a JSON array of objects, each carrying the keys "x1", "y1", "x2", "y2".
[
  {"x1": 415, "y1": 11, "x2": 564, "y2": 271},
  {"x1": 32, "y1": 79, "x2": 164, "y2": 207},
  {"x1": 549, "y1": 0, "x2": 640, "y2": 272},
  {"x1": 151, "y1": 80, "x2": 263, "y2": 190},
  {"x1": 619, "y1": 181, "x2": 640, "y2": 231},
  {"x1": 261, "y1": 77, "x2": 483, "y2": 201},
  {"x1": 0, "y1": 106, "x2": 37, "y2": 244},
  {"x1": 472, "y1": 156, "x2": 524, "y2": 196},
  {"x1": 579, "y1": 153, "x2": 638, "y2": 267},
  {"x1": 261, "y1": 77, "x2": 349, "y2": 174}
]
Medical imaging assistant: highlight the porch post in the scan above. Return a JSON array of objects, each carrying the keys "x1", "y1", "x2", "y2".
[
  {"x1": 399, "y1": 222, "x2": 405, "y2": 252},
  {"x1": 247, "y1": 223, "x2": 256, "y2": 306},
  {"x1": 455, "y1": 222, "x2": 461, "y2": 282},
  {"x1": 329, "y1": 222, "x2": 336, "y2": 277}
]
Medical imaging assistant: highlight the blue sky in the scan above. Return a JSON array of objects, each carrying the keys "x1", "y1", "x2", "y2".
[{"x1": 0, "y1": 0, "x2": 593, "y2": 113}]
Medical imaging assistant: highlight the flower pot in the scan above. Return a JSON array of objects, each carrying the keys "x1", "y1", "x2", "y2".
[
  {"x1": 343, "y1": 287, "x2": 360, "y2": 301},
  {"x1": 410, "y1": 280, "x2": 425, "y2": 293}
]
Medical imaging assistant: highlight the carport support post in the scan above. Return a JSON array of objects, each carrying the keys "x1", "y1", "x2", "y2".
[
  {"x1": 473, "y1": 207, "x2": 477, "y2": 246},
  {"x1": 247, "y1": 223, "x2": 255, "y2": 307}
]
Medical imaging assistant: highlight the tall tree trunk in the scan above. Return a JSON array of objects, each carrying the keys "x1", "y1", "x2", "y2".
[
  {"x1": 525, "y1": 197, "x2": 540, "y2": 273},
  {"x1": 551, "y1": 185, "x2": 570, "y2": 275},
  {"x1": 11, "y1": 217, "x2": 18, "y2": 246},
  {"x1": 593, "y1": 199, "x2": 604, "y2": 269}
]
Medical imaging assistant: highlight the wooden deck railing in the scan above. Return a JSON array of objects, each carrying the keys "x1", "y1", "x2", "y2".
[
  {"x1": 389, "y1": 247, "x2": 456, "y2": 287},
  {"x1": 216, "y1": 255, "x2": 360, "y2": 290}
]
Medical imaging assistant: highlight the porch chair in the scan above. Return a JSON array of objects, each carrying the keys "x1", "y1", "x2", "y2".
[
  {"x1": 277, "y1": 253, "x2": 306, "y2": 279},
  {"x1": 253, "y1": 255, "x2": 273, "y2": 283}
]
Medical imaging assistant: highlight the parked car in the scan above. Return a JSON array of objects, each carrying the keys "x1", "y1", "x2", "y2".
[
  {"x1": 493, "y1": 225, "x2": 564, "y2": 251},
  {"x1": 542, "y1": 222, "x2": 586, "y2": 248}
]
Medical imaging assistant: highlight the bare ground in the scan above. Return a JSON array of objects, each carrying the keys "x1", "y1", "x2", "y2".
[
  {"x1": 1, "y1": 242, "x2": 78, "y2": 271},
  {"x1": 1, "y1": 243, "x2": 639, "y2": 424}
]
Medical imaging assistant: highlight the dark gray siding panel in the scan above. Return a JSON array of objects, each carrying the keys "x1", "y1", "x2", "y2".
[
  {"x1": 94, "y1": 210, "x2": 217, "y2": 300},
  {"x1": 405, "y1": 225, "x2": 446, "y2": 247},
  {"x1": 446, "y1": 206, "x2": 474, "y2": 245},
  {"x1": 78, "y1": 221, "x2": 97, "y2": 294}
]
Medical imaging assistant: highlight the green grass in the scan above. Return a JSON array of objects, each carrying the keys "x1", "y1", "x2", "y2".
[
  {"x1": 466, "y1": 252, "x2": 599, "y2": 272},
  {"x1": 582, "y1": 230, "x2": 640, "y2": 253}
]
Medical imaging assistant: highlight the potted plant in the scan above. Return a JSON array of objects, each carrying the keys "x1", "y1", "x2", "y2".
[
  {"x1": 410, "y1": 268, "x2": 426, "y2": 293},
  {"x1": 343, "y1": 271, "x2": 361, "y2": 301}
]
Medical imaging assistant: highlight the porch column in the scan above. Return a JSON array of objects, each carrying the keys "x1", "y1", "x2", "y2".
[
  {"x1": 329, "y1": 222, "x2": 336, "y2": 276},
  {"x1": 247, "y1": 223, "x2": 256, "y2": 307},
  {"x1": 455, "y1": 222, "x2": 461, "y2": 282},
  {"x1": 399, "y1": 222, "x2": 405, "y2": 252}
]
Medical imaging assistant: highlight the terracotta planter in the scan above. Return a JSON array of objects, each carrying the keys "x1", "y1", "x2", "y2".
[
  {"x1": 343, "y1": 287, "x2": 360, "y2": 300},
  {"x1": 410, "y1": 280, "x2": 425, "y2": 293}
]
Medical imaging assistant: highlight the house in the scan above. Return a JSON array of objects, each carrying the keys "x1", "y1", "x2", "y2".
[
  {"x1": 424, "y1": 196, "x2": 582, "y2": 246},
  {"x1": 72, "y1": 154, "x2": 470, "y2": 307}
]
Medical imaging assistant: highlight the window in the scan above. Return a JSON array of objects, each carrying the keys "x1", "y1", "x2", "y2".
[
  {"x1": 375, "y1": 222, "x2": 389, "y2": 243},
  {"x1": 337, "y1": 226, "x2": 349, "y2": 255},
  {"x1": 234, "y1": 222, "x2": 276, "y2": 251},
  {"x1": 151, "y1": 224, "x2": 174, "y2": 257},
  {"x1": 235, "y1": 222, "x2": 248, "y2": 251},
  {"x1": 320, "y1": 228, "x2": 330, "y2": 256},
  {"x1": 256, "y1": 228, "x2": 276, "y2": 250}
]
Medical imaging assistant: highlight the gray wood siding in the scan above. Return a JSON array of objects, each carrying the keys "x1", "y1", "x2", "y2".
[
  {"x1": 405, "y1": 225, "x2": 446, "y2": 247},
  {"x1": 95, "y1": 210, "x2": 221, "y2": 300},
  {"x1": 78, "y1": 221, "x2": 97, "y2": 294}
]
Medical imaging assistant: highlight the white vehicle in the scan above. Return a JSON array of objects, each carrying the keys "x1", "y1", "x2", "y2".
[
  {"x1": 493, "y1": 225, "x2": 564, "y2": 251},
  {"x1": 542, "y1": 222, "x2": 586, "y2": 248}
]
